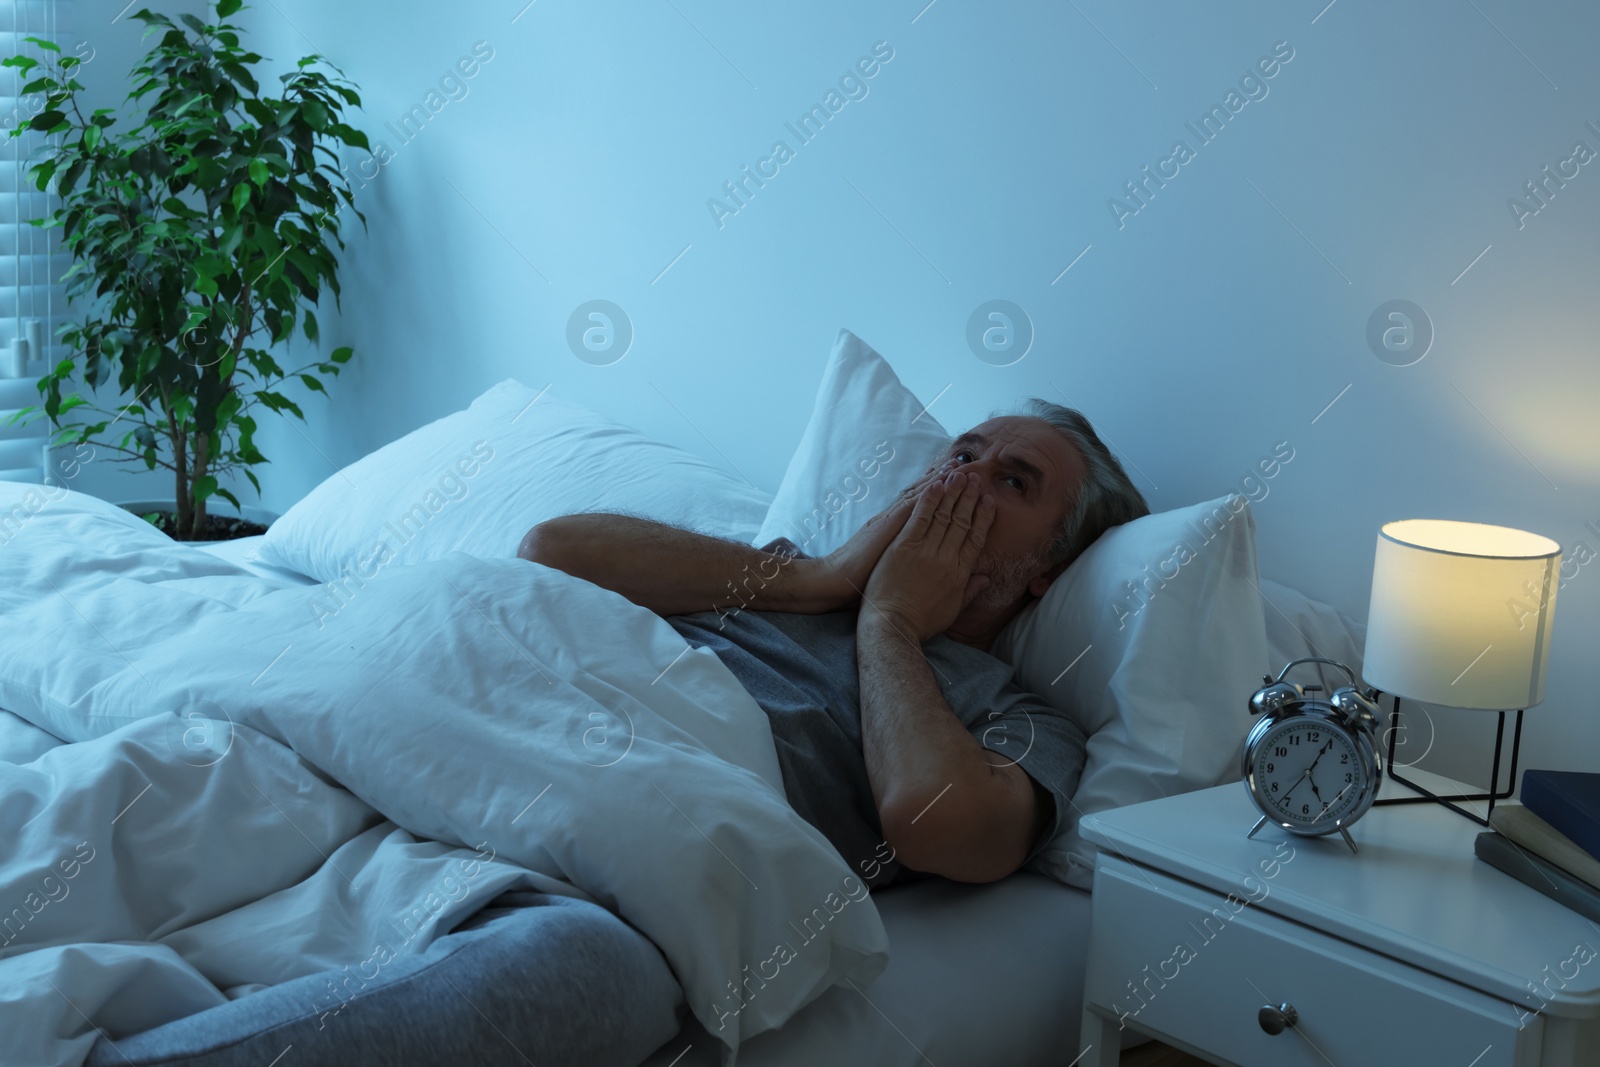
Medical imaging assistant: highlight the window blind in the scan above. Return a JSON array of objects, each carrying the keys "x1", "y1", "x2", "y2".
[{"x1": 0, "y1": 0, "x2": 68, "y2": 482}]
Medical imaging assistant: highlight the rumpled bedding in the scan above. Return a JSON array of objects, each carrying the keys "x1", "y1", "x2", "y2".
[{"x1": 0, "y1": 485, "x2": 888, "y2": 1066}]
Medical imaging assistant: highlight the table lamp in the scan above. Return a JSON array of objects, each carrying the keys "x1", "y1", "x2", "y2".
[{"x1": 1361, "y1": 518, "x2": 1561, "y2": 825}]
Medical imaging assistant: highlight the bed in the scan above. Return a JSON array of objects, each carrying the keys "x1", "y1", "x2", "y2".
[
  {"x1": 171, "y1": 537, "x2": 1106, "y2": 1066},
  {"x1": 0, "y1": 528, "x2": 1097, "y2": 1067},
  {"x1": 0, "y1": 330, "x2": 1366, "y2": 1067},
  {"x1": 189, "y1": 539, "x2": 1101, "y2": 1067}
]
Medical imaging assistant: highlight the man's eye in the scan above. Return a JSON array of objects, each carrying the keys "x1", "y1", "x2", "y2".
[
  {"x1": 953, "y1": 450, "x2": 974, "y2": 463},
  {"x1": 1006, "y1": 475, "x2": 1025, "y2": 490}
]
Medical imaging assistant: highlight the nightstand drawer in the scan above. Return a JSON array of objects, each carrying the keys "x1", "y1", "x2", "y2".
[{"x1": 1085, "y1": 859, "x2": 1538, "y2": 1067}]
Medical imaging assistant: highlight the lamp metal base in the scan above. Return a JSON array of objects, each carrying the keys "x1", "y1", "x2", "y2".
[{"x1": 1370, "y1": 696, "x2": 1524, "y2": 827}]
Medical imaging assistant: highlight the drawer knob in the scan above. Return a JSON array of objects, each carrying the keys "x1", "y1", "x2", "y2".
[{"x1": 1257, "y1": 1002, "x2": 1298, "y2": 1036}]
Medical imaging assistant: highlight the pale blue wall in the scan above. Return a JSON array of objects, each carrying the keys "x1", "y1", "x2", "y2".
[{"x1": 97, "y1": 1, "x2": 1600, "y2": 781}]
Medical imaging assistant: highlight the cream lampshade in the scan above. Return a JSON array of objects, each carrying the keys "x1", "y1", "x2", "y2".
[
  {"x1": 1362, "y1": 519, "x2": 1560, "y2": 711},
  {"x1": 1362, "y1": 519, "x2": 1561, "y2": 825}
]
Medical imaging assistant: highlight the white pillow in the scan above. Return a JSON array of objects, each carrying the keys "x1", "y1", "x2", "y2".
[
  {"x1": 754, "y1": 329, "x2": 952, "y2": 556},
  {"x1": 258, "y1": 381, "x2": 772, "y2": 583},
  {"x1": 992, "y1": 496, "x2": 1270, "y2": 889},
  {"x1": 1258, "y1": 576, "x2": 1368, "y2": 691}
]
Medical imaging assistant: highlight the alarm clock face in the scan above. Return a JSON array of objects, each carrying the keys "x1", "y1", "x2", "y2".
[{"x1": 1248, "y1": 716, "x2": 1370, "y2": 830}]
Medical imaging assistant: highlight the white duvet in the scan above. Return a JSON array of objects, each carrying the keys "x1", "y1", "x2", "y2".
[{"x1": 0, "y1": 485, "x2": 888, "y2": 1066}]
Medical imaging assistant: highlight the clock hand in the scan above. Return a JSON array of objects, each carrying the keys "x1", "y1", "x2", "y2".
[
  {"x1": 1305, "y1": 738, "x2": 1334, "y2": 770},
  {"x1": 1296, "y1": 739, "x2": 1342, "y2": 807},
  {"x1": 1280, "y1": 764, "x2": 1313, "y2": 803}
]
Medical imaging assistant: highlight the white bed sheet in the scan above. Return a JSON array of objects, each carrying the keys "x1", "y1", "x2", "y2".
[
  {"x1": 191, "y1": 533, "x2": 318, "y2": 586},
  {"x1": 0, "y1": 538, "x2": 302, "y2": 765},
  {"x1": 0, "y1": 708, "x2": 62, "y2": 763},
  {"x1": 640, "y1": 871, "x2": 1094, "y2": 1067},
  {"x1": 1, "y1": 491, "x2": 893, "y2": 1063}
]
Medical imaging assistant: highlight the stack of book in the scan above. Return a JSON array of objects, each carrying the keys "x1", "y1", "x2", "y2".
[{"x1": 1474, "y1": 770, "x2": 1600, "y2": 923}]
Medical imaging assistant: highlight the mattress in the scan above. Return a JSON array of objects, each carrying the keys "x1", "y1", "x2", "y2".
[{"x1": 638, "y1": 870, "x2": 1094, "y2": 1067}]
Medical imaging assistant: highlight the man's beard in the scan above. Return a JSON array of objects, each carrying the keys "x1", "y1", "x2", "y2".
[{"x1": 967, "y1": 543, "x2": 1053, "y2": 621}]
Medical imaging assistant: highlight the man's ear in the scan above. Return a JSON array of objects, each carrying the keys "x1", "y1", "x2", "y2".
[{"x1": 1026, "y1": 556, "x2": 1070, "y2": 600}]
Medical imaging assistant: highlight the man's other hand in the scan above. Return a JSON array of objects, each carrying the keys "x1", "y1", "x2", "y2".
[
  {"x1": 860, "y1": 470, "x2": 996, "y2": 642},
  {"x1": 817, "y1": 458, "x2": 955, "y2": 608}
]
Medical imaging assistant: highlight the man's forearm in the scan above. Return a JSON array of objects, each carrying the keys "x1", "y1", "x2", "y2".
[
  {"x1": 856, "y1": 610, "x2": 1035, "y2": 881},
  {"x1": 518, "y1": 514, "x2": 846, "y2": 617}
]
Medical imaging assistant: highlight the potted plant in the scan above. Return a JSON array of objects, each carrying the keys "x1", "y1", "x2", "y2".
[{"x1": 4, "y1": 0, "x2": 367, "y2": 540}]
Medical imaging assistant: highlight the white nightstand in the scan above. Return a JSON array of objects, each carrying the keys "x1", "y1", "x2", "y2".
[{"x1": 1077, "y1": 773, "x2": 1600, "y2": 1067}]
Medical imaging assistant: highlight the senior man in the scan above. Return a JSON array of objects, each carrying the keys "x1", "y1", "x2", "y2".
[{"x1": 518, "y1": 399, "x2": 1148, "y2": 887}]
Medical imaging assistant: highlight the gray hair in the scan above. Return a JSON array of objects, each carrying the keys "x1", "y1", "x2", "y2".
[{"x1": 1004, "y1": 398, "x2": 1150, "y2": 567}]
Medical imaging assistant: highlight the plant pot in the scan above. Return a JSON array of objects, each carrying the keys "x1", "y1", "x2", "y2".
[{"x1": 115, "y1": 498, "x2": 279, "y2": 544}]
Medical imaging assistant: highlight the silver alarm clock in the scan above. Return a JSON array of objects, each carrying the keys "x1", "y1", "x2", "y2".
[{"x1": 1242, "y1": 657, "x2": 1383, "y2": 854}]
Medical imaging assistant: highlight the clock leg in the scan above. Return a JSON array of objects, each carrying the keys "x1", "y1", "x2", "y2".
[
  {"x1": 1338, "y1": 825, "x2": 1358, "y2": 855},
  {"x1": 1247, "y1": 815, "x2": 1270, "y2": 840}
]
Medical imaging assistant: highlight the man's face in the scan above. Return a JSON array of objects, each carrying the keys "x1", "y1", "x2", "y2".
[{"x1": 941, "y1": 416, "x2": 1087, "y2": 629}]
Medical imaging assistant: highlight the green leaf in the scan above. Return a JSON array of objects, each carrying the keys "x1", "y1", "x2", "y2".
[
  {"x1": 332, "y1": 123, "x2": 369, "y2": 151},
  {"x1": 82, "y1": 124, "x2": 102, "y2": 151},
  {"x1": 193, "y1": 474, "x2": 219, "y2": 503},
  {"x1": 330, "y1": 345, "x2": 352, "y2": 364},
  {"x1": 299, "y1": 373, "x2": 325, "y2": 394},
  {"x1": 249, "y1": 158, "x2": 269, "y2": 187},
  {"x1": 189, "y1": 154, "x2": 225, "y2": 188},
  {"x1": 222, "y1": 60, "x2": 259, "y2": 95},
  {"x1": 178, "y1": 13, "x2": 209, "y2": 35},
  {"x1": 299, "y1": 98, "x2": 329, "y2": 129},
  {"x1": 215, "y1": 486, "x2": 242, "y2": 509},
  {"x1": 170, "y1": 93, "x2": 208, "y2": 119},
  {"x1": 23, "y1": 36, "x2": 62, "y2": 53},
  {"x1": 241, "y1": 98, "x2": 275, "y2": 128},
  {"x1": 55, "y1": 158, "x2": 86, "y2": 195},
  {"x1": 216, "y1": 0, "x2": 243, "y2": 16},
  {"x1": 2, "y1": 56, "x2": 39, "y2": 72},
  {"x1": 231, "y1": 182, "x2": 250, "y2": 211},
  {"x1": 259, "y1": 391, "x2": 304, "y2": 419},
  {"x1": 301, "y1": 309, "x2": 318, "y2": 342},
  {"x1": 30, "y1": 159, "x2": 58, "y2": 190},
  {"x1": 162, "y1": 196, "x2": 199, "y2": 218},
  {"x1": 27, "y1": 110, "x2": 66, "y2": 131}
]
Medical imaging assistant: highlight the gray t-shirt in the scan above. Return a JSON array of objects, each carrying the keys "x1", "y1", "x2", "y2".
[{"x1": 668, "y1": 608, "x2": 1087, "y2": 888}]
